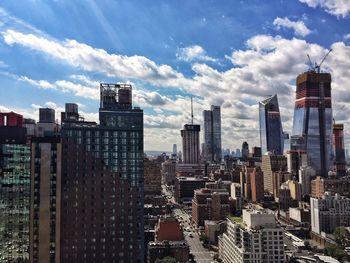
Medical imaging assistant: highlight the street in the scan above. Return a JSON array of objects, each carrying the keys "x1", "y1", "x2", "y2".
[{"x1": 162, "y1": 185, "x2": 215, "y2": 263}]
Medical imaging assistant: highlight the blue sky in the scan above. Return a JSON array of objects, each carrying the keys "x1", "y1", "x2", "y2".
[{"x1": 0, "y1": 0, "x2": 350, "y2": 151}]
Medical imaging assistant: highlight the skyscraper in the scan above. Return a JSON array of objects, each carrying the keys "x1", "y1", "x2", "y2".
[
  {"x1": 333, "y1": 123, "x2": 346, "y2": 176},
  {"x1": 181, "y1": 124, "x2": 200, "y2": 164},
  {"x1": 241, "y1": 141, "x2": 249, "y2": 160},
  {"x1": 259, "y1": 94, "x2": 283, "y2": 155},
  {"x1": 292, "y1": 71, "x2": 333, "y2": 176},
  {"x1": 203, "y1": 105, "x2": 221, "y2": 163},
  {"x1": 0, "y1": 112, "x2": 30, "y2": 262},
  {"x1": 60, "y1": 84, "x2": 144, "y2": 262}
]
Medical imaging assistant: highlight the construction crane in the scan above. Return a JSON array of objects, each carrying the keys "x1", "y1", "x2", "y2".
[{"x1": 307, "y1": 49, "x2": 332, "y2": 73}]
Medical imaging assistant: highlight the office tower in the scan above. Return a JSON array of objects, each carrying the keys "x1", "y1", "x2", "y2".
[
  {"x1": 172, "y1": 144, "x2": 177, "y2": 156},
  {"x1": 333, "y1": 123, "x2": 346, "y2": 176},
  {"x1": 241, "y1": 141, "x2": 249, "y2": 160},
  {"x1": 219, "y1": 208, "x2": 284, "y2": 263},
  {"x1": 0, "y1": 112, "x2": 30, "y2": 262},
  {"x1": 60, "y1": 84, "x2": 144, "y2": 262},
  {"x1": 261, "y1": 153, "x2": 287, "y2": 195},
  {"x1": 259, "y1": 95, "x2": 283, "y2": 155},
  {"x1": 292, "y1": 71, "x2": 333, "y2": 176},
  {"x1": 311, "y1": 192, "x2": 350, "y2": 236},
  {"x1": 236, "y1": 148, "x2": 241, "y2": 157},
  {"x1": 203, "y1": 105, "x2": 221, "y2": 162},
  {"x1": 30, "y1": 134, "x2": 61, "y2": 262},
  {"x1": 250, "y1": 167, "x2": 264, "y2": 203},
  {"x1": 181, "y1": 124, "x2": 200, "y2": 164}
]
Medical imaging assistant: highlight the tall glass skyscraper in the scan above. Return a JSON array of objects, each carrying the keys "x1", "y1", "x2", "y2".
[
  {"x1": 203, "y1": 105, "x2": 221, "y2": 163},
  {"x1": 60, "y1": 84, "x2": 144, "y2": 262},
  {"x1": 259, "y1": 94, "x2": 283, "y2": 155},
  {"x1": 292, "y1": 71, "x2": 333, "y2": 176}
]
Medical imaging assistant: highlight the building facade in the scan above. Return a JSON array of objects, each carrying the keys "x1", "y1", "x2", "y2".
[
  {"x1": 30, "y1": 136, "x2": 62, "y2": 263},
  {"x1": 311, "y1": 192, "x2": 350, "y2": 235},
  {"x1": 203, "y1": 105, "x2": 221, "y2": 163},
  {"x1": 219, "y1": 208, "x2": 285, "y2": 263},
  {"x1": 181, "y1": 124, "x2": 200, "y2": 164},
  {"x1": 259, "y1": 95, "x2": 284, "y2": 155},
  {"x1": 60, "y1": 84, "x2": 144, "y2": 262},
  {"x1": 0, "y1": 112, "x2": 30, "y2": 262},
  {"x1": 292, "y1": 71, "x2": 333, "y2": 176},
  {"x1": 332, "y1": 123, "x2": 346, "y2": 176},
  {"x1": 261, "y1": 154, "x2": 287, "y2": 196}
]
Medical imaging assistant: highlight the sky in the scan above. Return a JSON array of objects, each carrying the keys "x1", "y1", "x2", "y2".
[{"x1": 0, "y1": 0, "x2": 350, "y2": 152}]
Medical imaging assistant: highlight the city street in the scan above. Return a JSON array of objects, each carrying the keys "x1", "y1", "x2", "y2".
[
  {"x1": 162, "y1": 185, "x2": 215, "y2": 263},
  {"x1": 173, "y1": 208, "x2": 214, "y2": 263}
]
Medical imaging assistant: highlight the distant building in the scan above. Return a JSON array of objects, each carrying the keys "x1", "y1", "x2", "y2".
[
  {"x1": 174, "y1": 177, "x2": 211, "y2": 203},
  {"x1": 311, "y1": 192, "x2": 350, "y2": 235},
  {"x1": 250, "y1": 167, "x2": 264, "y2": 203},
  {"x1": 0, "y1": 112, "x2": 30, "y2": 262},
  {"x1": 144, "y1": 157, "x2": 162, "y2": 197},
  {"x1": 333, "y1": 123, "x2": 346, "y2": 176},
  {"x1": 219, "y1": 207, "x2": 285, "y2": 263},
  {"x1": 181, "y1": 124, "x2": 200, "y2": 164},
  {"x1": 192, "y1": 188, "x2": 230, "y2": 226},
  {"x1": 162, "y1": 159, "x2": 177, "y2": 185},
  {"x1": 241, "y1": 141, "x2": 249, "y2": 160},
  {"x1": 299, "y1": 165, "x2": 316, "y2": 196},
  {"x1": 261, "y1": 153, "x2": 287, "y2": 195},
  {"x1": 311, "y1": 176, "x2": 350, "y2": 198},
  {"x1": 286, "y1": 150, "x2": 307, "y2": 181},
  {"x1": 259, "y1": 94, "x2": 284, "y2": 155},
  {"x1": 230, "y1": 183, "x2": 243, "y2": 213},
  {"x1": 203, "y1": 105, "x2": 222, "y2": 163},
  {"x1": 252, "y1": 146, "x2": 262, "y2": 158}
]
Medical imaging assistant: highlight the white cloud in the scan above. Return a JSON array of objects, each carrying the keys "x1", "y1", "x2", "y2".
[
  {"x1": 344, "y1": 33, "x2": 350, "y2": 40},
  {"x1": 299, "y1": 0, "x2": 350, "y2": 17},
  {"x1": 2, "y1": 29, "x2": 189, "y2": 89},
  {"x1": 2, "y1": 27, "x2": 350, "y2": 151},
  {"x1": 176, "y1": 45, "x2": 218, "y2": 62},
  {"x1": 273, "y1": 17, "x2": 311, "y2": 37}
]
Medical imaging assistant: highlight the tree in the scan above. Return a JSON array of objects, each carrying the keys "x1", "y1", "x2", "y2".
[
  {"x1": 155, "y1": 256, "x2": 177, "y2": 263},
  {"x1": 334, "y1": 227, "x2": 350, "y2": 247}
]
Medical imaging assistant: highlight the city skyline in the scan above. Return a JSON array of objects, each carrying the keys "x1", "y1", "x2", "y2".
[{"x1": 0, "y1": 1, "x2": 350, "y2": 151}]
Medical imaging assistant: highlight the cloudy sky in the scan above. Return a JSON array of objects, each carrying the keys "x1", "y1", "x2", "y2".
[{"x1": 0, "y1": 0, "x2": 350, "y2": 152}]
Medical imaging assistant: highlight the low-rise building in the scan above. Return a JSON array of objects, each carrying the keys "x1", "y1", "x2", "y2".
[
  {"x1": 147, "y1": 240, "x2": 190, "y2": 263},
  {"x1": 219, "y1": 207, "x2": 285, "y2": 263},
  {"x1": 192, "y1": 188, "x2": 230, "y2": 226},
  {"x1": 311, "y1": 192, "x2": 350, "y2": 236}
]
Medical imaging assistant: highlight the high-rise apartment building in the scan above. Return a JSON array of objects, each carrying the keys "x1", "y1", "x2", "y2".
[
  {"x1": 203, "y1": 105, "x2": 221, "y2": 163},
  {"x1": 181, "y1": 124, "x2": 200, "y2": 164},
  {"x1": 250, "y1": 167, "x2": 264, "y2": 203},
  {"x1": 60, "y1": 84, "x2": 144, "y2": 262},
  {"x1": 219, "y1": 208, "x2": 285, "y2": 263},
  {"x1": 292, "y1": 71, "x2": 333, "y2": 176},
  {"x1": 332, "y1": 123, "x2": 346, "y2": 176},
  {"x1": 259, "y1": 95, "x2": 283, "y2": 155},
  {"x1": 0, "y1": 112, "x2": 30, "y2": 262},
  {"x1": 30, "y1": 135, "x2": 61, "y2": 263}
]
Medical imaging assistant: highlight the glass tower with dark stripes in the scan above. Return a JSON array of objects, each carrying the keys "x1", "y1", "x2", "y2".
[{"x1": 292, "y1": 71, "x2": 333, "y2": 176}]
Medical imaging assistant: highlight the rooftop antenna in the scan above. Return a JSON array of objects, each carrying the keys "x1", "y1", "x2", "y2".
[
  {"x1": 306, "y1": 49, "x2": 332, "y2": 73},
  {"x1": 191, "y1": 96, "x2": 194, "y2": 125}
]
